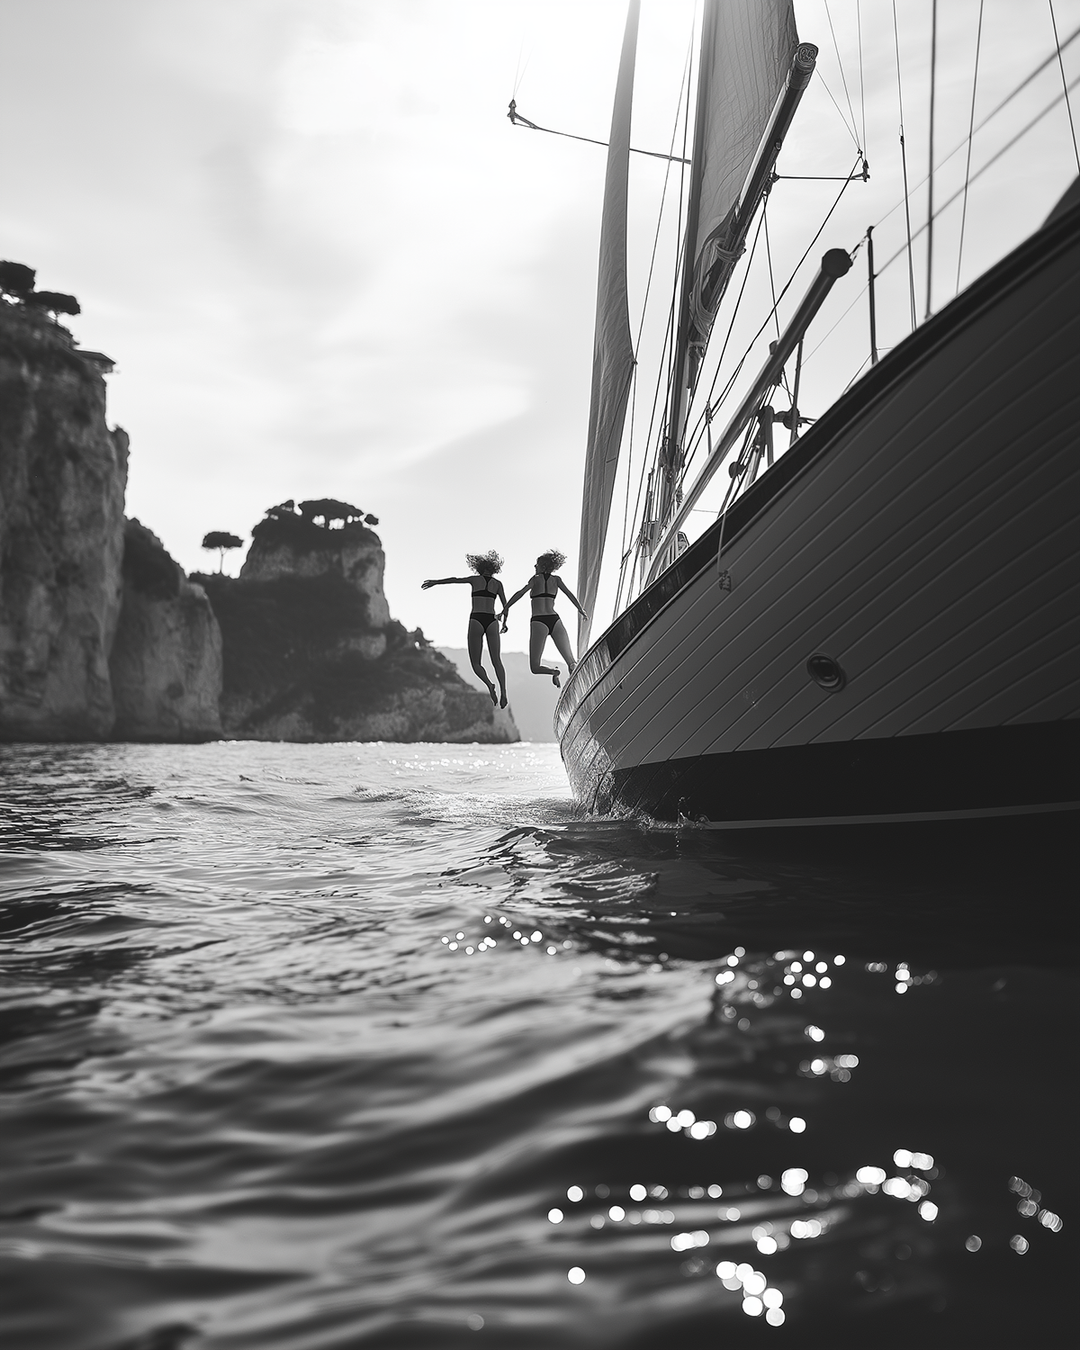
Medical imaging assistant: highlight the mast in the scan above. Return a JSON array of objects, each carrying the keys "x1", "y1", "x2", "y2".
[
  {"x1": 575, "y1": 0, "x2": 641, "y2": 652},
  {"x1": 652, "y1": 0, "x2": 816, "y2": 542}
]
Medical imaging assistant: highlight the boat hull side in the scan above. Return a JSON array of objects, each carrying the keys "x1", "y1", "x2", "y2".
[
  {"x1": 601, "y1": 720, "x2": 1079, "y2": 825},
  {"x1": 557, "y1": 198, "x2": 1080, "y2": 825}
]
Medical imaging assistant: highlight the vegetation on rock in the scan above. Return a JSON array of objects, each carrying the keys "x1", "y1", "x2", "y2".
[
  {"x1": 202, "y1": 531, "x2": 244, "y2": 571},
  {"x1": 123, "y1": 521, "x2": 181, "y2": 599},
  {"x1": 1, "y1": 261, "x2": 80, "y2": 319},
  {"x1": 251, "y1": 507, "x2": 379, "y2": 556},
  {"x1": 0, "y1": 261, "x2": 36, "y2": 301},
  {"x1": 26, "y1": 291, "x2": 81, "y2": 318},
  {"x1": 297, "y1": 498, "x2": 365, "y2": 526}
]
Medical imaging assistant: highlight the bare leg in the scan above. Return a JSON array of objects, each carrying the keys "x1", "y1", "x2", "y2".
[
  {"x1": 530, "y1": 619, "x2": 561, "y2": 688},
  {"x1": 468, "y1": 618, "x2": 497, "y2": 704},
  {"x1": 550, "y1": 616, "x2": 577, "y2": 674},
  {"x1": 485, "y1": 624, "x2": 508, "y2": 708}
]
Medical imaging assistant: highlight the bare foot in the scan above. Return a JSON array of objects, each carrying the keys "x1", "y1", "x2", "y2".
[
  {"x1": 487, "y1": 684, "x2": 498, "y2": 706},
  {"x1": 499, "y1": 690, "x2": 508, "y2": 709},
  {"x1": 552, "y1": 671, "x2": 561, "y2": 689}
]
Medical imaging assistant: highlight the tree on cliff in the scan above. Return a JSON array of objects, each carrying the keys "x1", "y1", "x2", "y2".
[
  {"x1": 202, "y1": 531, "x2": 244, "y2": 572},
  {"x1": 26, "y1": 291, "x2": 81, "y2": 318},
  {"x1": 0, "y1": 261, "x2": 36, "y2": 302},
  {"x1": 298, "y1": 499, "x2": 364, "y2": 528}
]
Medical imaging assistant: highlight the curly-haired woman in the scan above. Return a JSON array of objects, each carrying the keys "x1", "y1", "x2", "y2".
[
  {"x1": 422, "y1": 551, "x2": 508, "y2": 707},
  {"x1": 504, "y1": 550, "x2": 586, "y2": 689}
]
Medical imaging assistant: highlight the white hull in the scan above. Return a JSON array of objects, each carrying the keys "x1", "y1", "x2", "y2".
[{"x1": 557, "y1": 199, "x2": 1080, "y2": 825}]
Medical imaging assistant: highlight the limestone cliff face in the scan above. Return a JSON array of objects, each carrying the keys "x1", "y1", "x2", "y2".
[
  {"x1": 241, "y1": 513, "x2": 391, "y2": 627},
  {"x1": 0, "y1": 305, "x2": 127, "y2": 740},
  {"x1": 109, "y1": 520, "x2": 222, "y2": 741}
]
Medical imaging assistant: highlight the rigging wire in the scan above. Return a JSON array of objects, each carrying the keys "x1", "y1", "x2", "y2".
[
  {"x1": 1049, "y1": 0, "x2": 1080, "y2": 172},
  {"x1": 617, "y1": 373, "x2": 640, "y2": 611},
  {"x1": 824, "y1": 0, "x2": 860, "y2": 144},
  {"x1": 512, "y1": 32, "x2": 531, "y2": 99},
  {"x1": 809, "y1": 56, "x2": 1080, "y2": 373},
  {"x1": 955, "y1": 0, "x2": 985, "y2": 296},
  {"x1": 803, "y1": 271, "x2": 871, "y2": 364},
  {"x1": 507, "y1": 105, "x2": 690, "y2": 164},
  {"x1": 617, "y1": 32, "x2": 694, "y2": 599},
  {"x1": 892, "y1": 0, "x2": 919, "y2": 332},
  {"x1": 857, "y1": 0, "x2": 868, "y2": 167},
  {"x1": 617, "y1": 18, "x2": 697, "y2": 609},
  {"x1": 876, "y1": 70, "x2": 1080, "y2": 277},
  {"x1": 872, "y1": 21, "x2": 1080, "y2": 237},
  {"x1": 674, "y1": 205, "x2": 771, "y2": 486},
  {"x1": 676, "y1": 160, "x2": 859, "y2": 497},
  {"x1": 762, "y1": 198, "x2": 781, "y2": 341},
  {"x1": 815, "y1": 70, "x2": 863, "y2": 152},
  {"x1": 620, "y1": 12, "x2": 1080, "y2": 600},
  {"x1": 839, "y1": 352, "x2": 873, "y2": 396}
]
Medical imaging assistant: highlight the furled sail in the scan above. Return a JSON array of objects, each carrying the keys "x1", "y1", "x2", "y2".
[
  {"x1": 576, "y1": 0, "x2": 640, "y2": 651},
  {"x1": 652, "y1": 0, "x2": 804, "y2": 539},
  {"x1": 685, "y1": 0, "x2": 799, "y2": 364}
]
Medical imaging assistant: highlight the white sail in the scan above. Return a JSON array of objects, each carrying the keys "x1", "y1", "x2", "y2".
[
  {"x1": 686, "y1": 0, "x2": 798, "y2": 357},
  {"x1": 576, "y1": 0, "x2": 640, "y2": 650}
]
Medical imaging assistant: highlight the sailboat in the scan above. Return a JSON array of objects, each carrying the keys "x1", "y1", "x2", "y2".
[{"x1": 552, "y1": 0, "x2": 1079, "y2": 828}]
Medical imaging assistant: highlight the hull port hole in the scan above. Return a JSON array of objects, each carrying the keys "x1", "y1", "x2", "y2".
[{"x1": 807, "y1": 653, "x2": 846, "y2": 690}]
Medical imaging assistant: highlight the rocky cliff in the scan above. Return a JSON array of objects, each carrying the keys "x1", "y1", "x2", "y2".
[
  {"x1": 1, "y1": 292, "x2": 222, "y2": 743},
  {"x1": 109, "y1": 521, "x2": 223, "y2": 741},
  {"x1": 0, "y1": 301, "x2": 128, "y2": 739},
  {"x1": 1, "y1": 275, "x2": 515, "y2": 745},
  {"x1": 197, "y1": 509, "x2": 518, "y2": 744}
]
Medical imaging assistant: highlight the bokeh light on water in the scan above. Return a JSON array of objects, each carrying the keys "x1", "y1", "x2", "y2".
[{"x1": 0, "y1": 741, "x2": 1074, "y2": 1347}]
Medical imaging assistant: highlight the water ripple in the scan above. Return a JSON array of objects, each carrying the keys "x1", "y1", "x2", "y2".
[{"x1": 0, "y1": 742, "x2": 1074, "y2": 1348}]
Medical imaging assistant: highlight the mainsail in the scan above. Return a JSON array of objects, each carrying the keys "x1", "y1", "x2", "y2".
[{"x1": 576, "y1": 0, "x2": 640, "y2": 650}]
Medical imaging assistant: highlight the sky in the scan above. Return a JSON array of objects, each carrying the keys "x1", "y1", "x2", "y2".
[{"x1": 2, "y1": 0, "x2": 1077, "y2": 648}]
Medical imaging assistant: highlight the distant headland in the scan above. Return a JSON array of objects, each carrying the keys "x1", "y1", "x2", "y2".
[{"x1": 0, "y1": 262, "x2": 517, "y2": 745}]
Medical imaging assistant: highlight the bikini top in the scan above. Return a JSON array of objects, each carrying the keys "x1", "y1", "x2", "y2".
[
  {"x1": 535, "y1": 574, "x2": 557, "y2": 599},
  {"x1": 473, "y1": 581, "x2": 499, "y2": 600}
]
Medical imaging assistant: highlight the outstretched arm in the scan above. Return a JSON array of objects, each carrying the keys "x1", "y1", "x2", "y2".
[
  {"x1": 501, "y1": 582, "x2": 529, "y2": 631},
  {"x1": 421, "y1": 576, "x2": 472, "y2": 589},
  {"x1": 557, "y1": 577, "x2": 588, "y2": 617}
]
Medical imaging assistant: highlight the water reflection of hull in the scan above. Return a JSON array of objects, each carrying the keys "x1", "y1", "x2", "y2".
[{"x1": 557, "y1": 201, "x2": 1080, "y2": 827}]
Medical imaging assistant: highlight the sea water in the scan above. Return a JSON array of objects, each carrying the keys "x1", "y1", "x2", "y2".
[{"x1": 0, "y1": 741, "x2": 1074, "y2": 1349}]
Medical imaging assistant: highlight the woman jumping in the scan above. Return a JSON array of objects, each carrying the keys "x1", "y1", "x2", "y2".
[
  {"x1": 422, "y1": 551, "x2": 508, "y2": 707},
  {"x1": 504, "y1": 550, "x2": 587, "y2": 689}
]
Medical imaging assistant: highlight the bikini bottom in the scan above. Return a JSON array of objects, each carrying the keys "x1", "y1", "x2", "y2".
[
  {"x1": 470, "y1": 611, "x2": 499, "y2": 631},
  {"x1": 531, "y1": 613, "x2": 560, "y2": 635}
]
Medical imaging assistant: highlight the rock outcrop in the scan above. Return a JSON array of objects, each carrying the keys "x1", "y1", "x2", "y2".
[
  {"x1": 0, "y1": 302, "x2": 128, "y2": 740},
  {"x1": 241, "y1": 510, "x2": 392, "y2": 628},
  {"x1": 198, "y1": 511, "x2": 518, "y2": 744},
  {"x1": 109, "y1": 521, "x2": 222, "y2": 741}
]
